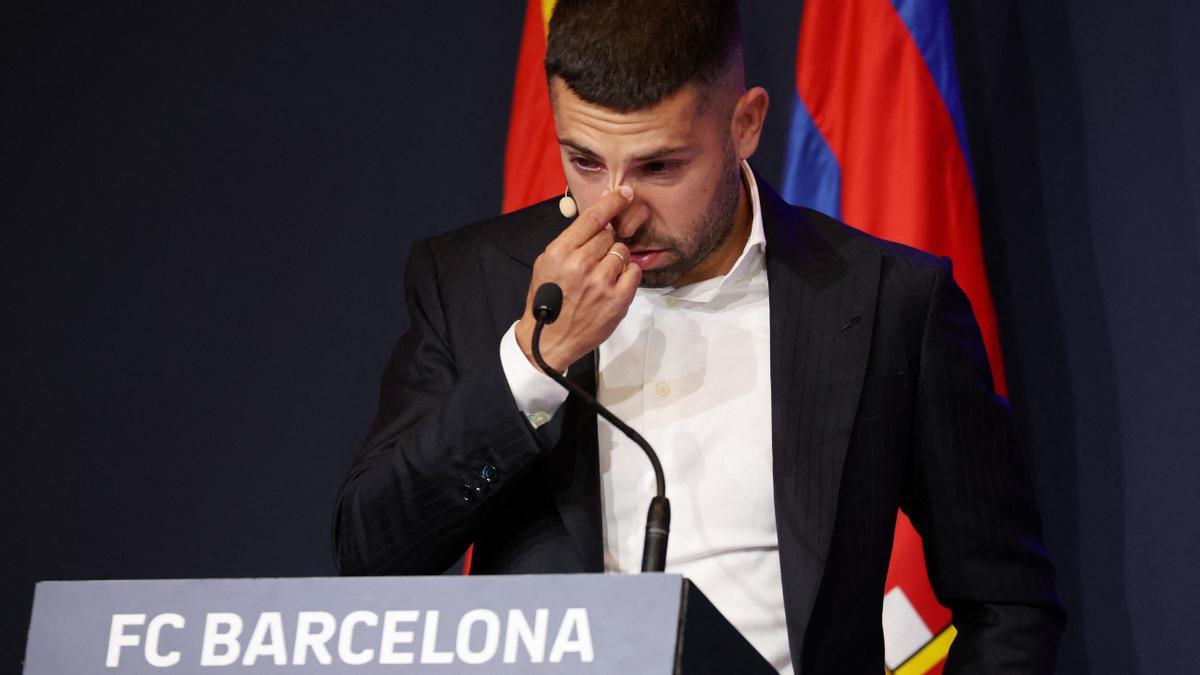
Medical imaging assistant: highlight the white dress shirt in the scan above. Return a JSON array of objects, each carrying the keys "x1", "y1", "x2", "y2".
[{"x1": 499, "y1": 162, "x2": 790, "y2": 673}]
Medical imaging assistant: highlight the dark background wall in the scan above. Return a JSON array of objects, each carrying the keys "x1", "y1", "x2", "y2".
[{"x1": 2, "y1": 2, "x2": 1196, "y2": 673}]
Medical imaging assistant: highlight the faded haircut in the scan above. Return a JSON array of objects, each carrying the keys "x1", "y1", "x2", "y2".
[{"x1": 544, "y1": 0, "x2": 743, "y2": 113}]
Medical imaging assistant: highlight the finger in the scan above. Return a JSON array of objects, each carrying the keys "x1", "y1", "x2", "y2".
[
  {"x1": 575, "y1": 219, "x2": 616, "y2": 261},
  {"x1": 557, "y1": 185, "x2": 634, "y2": 249},
  {"x1": 592, "y1": 242, "x2": 631, "y2": 282},
  {"x1": 613, "y1": 249, "x2": 641, "y2": 299},
  {"x1": 611, "y1": 200, "x2": 650, "y2": 240}
]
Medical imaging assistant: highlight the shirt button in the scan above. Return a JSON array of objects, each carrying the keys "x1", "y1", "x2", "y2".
[
  {"x1": 530, "y1": 411, "x2": 550, "y2": 427},
  {"x1": 665, "y1": 297, "x2": 679, "y2": 307},
  {"x1": 655, "y1": 382, "x2": 671, "y2": 397}
]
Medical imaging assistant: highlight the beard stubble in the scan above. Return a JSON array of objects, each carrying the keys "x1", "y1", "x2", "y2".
[{"x1": 631, "y1": 157, "x2": 744, "y2": 288}]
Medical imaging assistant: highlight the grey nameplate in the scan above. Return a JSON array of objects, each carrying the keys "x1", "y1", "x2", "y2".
[{"x1": 25, "y1": 574, "x2": 684, "y2": 673}]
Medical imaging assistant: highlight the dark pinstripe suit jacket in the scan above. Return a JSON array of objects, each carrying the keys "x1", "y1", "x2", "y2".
[{"x1": 334, "y1": 179, "x2": 1065, "y2": 673}]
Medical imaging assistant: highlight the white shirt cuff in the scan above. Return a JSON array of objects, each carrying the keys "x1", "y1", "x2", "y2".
[{"x1": 499, "y1": 321, "x2": 569, "y2": 428}]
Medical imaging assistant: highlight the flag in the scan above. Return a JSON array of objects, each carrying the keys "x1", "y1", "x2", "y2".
[
  {"x1": 502, "y1": 0, "x2": 564, "y2": 214},
  {"x1": 783, "y1": 1, "x2": 1002, "y2": 673}
]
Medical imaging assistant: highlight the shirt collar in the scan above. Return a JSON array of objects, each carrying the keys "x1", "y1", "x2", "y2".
[{"x1": 730, "y1": 159, "x2": 767, "y2": 279}]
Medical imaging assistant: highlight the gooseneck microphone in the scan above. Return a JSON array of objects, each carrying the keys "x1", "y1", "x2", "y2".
[{"x1": 530, "y1": 282, "x2": 671, "y2": 572}]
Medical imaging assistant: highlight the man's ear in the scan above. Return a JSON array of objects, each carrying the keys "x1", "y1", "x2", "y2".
[{"x1": 731, "y1": 86, "x2": 770, "y2": 160}]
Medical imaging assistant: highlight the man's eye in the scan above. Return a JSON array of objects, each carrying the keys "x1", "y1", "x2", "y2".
[
  {"x1": 643, "y1": 160, "x2": 680, "y2": 176},
  {"x1": 571, "y1": 157, "x2": 602, "y2": 172}
]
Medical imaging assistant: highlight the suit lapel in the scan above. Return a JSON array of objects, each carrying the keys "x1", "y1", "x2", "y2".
[
  {"x1": 480, "y1": 200, "x2": 560, "y2": 337},
  {"x1": 761, "y1": 183, "x2": 881, "y2": 660},
  {"x1": 479, "y1": 200, "x2": 604, "y2": 572}
]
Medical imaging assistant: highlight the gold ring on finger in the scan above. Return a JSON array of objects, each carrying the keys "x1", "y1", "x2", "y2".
[{"x1": 607, "y1": 249, "x2": 626, "y2": 264}]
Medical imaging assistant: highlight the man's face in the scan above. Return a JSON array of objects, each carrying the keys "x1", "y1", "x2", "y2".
[{"x1": 550, "y1": 78, "x2": 744, "y2": 288}]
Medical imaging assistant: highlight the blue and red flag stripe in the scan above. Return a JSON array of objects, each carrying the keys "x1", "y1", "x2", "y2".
[
  {"x1": 784, "y1": 0, "x2": 1004, "y2": 396},
  {"x1": 785, "y1": 2, "x2": 1002, "y2": 672}
]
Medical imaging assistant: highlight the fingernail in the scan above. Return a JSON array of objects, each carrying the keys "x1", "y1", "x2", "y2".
[{"x1": 618, "y1": 186, "x2": 633, "y2": 200}]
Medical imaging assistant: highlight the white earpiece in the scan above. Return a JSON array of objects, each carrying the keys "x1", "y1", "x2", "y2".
[{"x1": 558, "y1": 186, "x2": 578, "y2": 218}]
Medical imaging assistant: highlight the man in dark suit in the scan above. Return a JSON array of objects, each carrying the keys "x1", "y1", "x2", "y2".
[{"x1": 333, "y1": 0, "x2": 1064, "y2": 672}]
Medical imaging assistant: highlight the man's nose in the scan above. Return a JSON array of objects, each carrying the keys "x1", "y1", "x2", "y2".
[{"x1": 612, "y1": 199, "x2": 649, "y2": 240}]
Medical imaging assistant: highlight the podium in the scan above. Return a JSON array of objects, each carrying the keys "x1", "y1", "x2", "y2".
[{"x1": 24, "y1": 574, "x2": 776, "y2": 673}]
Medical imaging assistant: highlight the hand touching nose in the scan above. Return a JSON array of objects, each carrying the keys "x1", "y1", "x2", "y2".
[{"x1": 515, "y1": 186, "x2": 642, "y2": 372}]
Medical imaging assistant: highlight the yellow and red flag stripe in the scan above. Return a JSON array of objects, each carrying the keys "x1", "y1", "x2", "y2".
[{"x1": 502, "y1": 0, "x2": 563, "y2": 214}]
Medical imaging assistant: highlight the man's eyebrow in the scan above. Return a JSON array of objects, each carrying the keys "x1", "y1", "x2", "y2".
[
  {"x1": 558, "y1": 139, "x2": 693, "y2": 162},
  {"x1": 559, "y1": 139, "x2": 599, "y2": 157},
  {"x1": 632, "y1": 146, "x2": 692, "y2": 162}
]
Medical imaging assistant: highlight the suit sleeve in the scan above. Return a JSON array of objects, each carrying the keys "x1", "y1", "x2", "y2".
[
  {"x1": 332, "y1": 239, "x2": 552, "y2": 576},
  {"x1": 902, "y1": 257, "x2": 1066, "y2": 674}
]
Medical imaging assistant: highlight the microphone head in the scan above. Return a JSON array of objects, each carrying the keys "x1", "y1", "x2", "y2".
[{"x1": 533, "y1": 282, "x2": 564, "y2": 324}]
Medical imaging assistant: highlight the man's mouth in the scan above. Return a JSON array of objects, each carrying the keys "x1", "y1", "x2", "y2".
[{"x1": 628, "y1": 249, "x2": 668, "y2": 269}]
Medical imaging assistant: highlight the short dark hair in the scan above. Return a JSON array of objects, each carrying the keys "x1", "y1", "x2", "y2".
[{"x1": 545, "y1": 0, "x2": 743, "y2": 113}]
